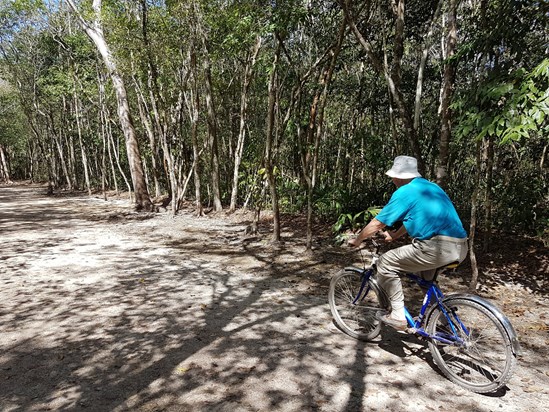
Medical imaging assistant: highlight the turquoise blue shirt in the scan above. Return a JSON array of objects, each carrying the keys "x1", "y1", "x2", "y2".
[{"x1": 375, "y1": 177, "x2": 467, "y2": 240}]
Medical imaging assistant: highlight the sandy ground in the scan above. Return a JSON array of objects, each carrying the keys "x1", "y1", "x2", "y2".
[{"x1": 1, "y1": 182, "x2": 548, "y2": 412}]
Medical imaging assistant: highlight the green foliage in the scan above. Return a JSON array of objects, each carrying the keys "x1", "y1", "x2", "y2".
[
  {"x1": 209, "y1": 1, "x2": 268, "y2": 55},
  {"x1": 454, "y1": 59, "x2": 549, "y2": 145},
  {"x1": 332, "y1": 206, "x2": 382, "y2": 234},
  {"x1": 489, "y1": 140, "x2": 548, "y2": 232},
  {"x1": 269, "y1": 0, "x2": 308, "y2": 34},
  {"x1": 0, "y1": 79, "x2": 28, "y2": 178},
  {"x1": 331, "y1": 206, "x2": 382, "y2": 245},
  {"x1": 536, "y1": 218, "x2": 549, "y2": 247},
  {"x1": 5, "y1": 0, "x2": 44, "y2": 15},
  {"x1": 0, "y1": 0, "x2": 546, "y2": 244},
  {"x1": 278, "y1": 172, "x2": 304, "y2": 213}
]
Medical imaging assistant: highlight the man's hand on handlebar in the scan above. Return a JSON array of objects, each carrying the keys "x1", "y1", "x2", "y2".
[
  {"x1": 347, "y1": 236, "x2": 362, "y2": 248},
  {"x1": 382, "y1": 230, "x2": 397, "y2": 242},
  {"x1": 348, "y1": 231, "x2": 386, "y2": 248},
  {"x1": 346, "y1": 218, "x2": 388, "y2": 248}
]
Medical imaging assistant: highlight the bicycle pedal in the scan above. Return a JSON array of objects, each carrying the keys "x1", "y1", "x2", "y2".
[{"x1": 405, "y1": 327, "x2": 418, "y2": 334}]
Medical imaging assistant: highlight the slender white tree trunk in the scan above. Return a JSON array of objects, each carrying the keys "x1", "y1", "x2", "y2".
[
  {"x1": 66, "y1": 0, "x2": 152, "y2": 210},
  {"x1": 230, "y1": 36, "x2": 261, "y2": 212}
]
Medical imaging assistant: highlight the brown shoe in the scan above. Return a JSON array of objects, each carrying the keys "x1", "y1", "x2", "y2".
[{"x1": 375, "y1": 311, "x2": 408, "y2": 331}]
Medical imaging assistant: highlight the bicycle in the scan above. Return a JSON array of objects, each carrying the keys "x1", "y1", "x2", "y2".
[{"x1": 328, "y1": 239, "x2": 520, "y2": 393}]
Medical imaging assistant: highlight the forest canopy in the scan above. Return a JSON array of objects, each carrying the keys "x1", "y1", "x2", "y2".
[{"x1": 0, "y1": 0, "x2": 547, "y2": 246}]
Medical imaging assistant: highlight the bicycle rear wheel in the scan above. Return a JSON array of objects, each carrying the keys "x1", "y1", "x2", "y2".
[
  {"x1": 328, "y1": 269, "x2": 386, "y2": 341},
  {"x1": 426, "y1": 297, "x2": 516, "y2": 393}
]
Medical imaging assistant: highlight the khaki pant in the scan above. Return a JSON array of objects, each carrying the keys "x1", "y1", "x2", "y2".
[{"x1": 376, "y1": 236, "x2": 468, "y2": 319}]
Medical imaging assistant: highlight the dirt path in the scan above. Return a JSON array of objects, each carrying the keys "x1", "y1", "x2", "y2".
[{"x1": 1, "y1": 183, "x2": 548, "y2": 412}]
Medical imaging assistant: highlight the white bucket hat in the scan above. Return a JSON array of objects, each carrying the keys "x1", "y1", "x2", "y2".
[{"x1": 386, "y1": 155, "x2": 421, "y2": 179}]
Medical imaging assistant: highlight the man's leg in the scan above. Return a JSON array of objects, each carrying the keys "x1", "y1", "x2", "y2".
[
  {"x1": 376, "y1": 243, "x2": 426, "y2": 322},
  {"x1": 376, "y1": 239, "x2": 465, "y2": 321}
]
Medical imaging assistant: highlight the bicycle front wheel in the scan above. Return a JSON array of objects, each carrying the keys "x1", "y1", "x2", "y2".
[
  {"x1": 328, "y1": 269, "x2": 386, "y2": 341},
  {"x1": 426, "y1": 297, "x2": 516, "y2": 393}
]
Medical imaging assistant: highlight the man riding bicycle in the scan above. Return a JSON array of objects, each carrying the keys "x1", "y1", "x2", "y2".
[{"x1": 348, "y1": 155, "x2": 468, "y2": 330}]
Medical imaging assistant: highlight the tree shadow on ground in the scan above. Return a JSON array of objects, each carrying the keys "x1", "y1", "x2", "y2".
[{"x1": 1, "y1": 184, "x2": 545, "y2": 411}]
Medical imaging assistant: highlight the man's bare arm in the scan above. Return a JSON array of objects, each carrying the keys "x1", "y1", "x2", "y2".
[{"x1": 348, "y1": 218, "x2": 386, "y2": 247}]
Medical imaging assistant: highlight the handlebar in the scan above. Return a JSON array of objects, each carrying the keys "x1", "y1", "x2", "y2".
[
  {"x1": 370, "y1": 238, "x2": 381, "y2": 254},
  {"x1": 350, "y1": 236, "x2": 382, "y2": 255}
]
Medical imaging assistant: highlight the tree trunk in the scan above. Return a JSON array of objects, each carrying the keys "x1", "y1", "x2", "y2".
[
  {"x1": 139, "y1": 1, "x2": 172, "y2": 201},
  {"x1": 469, "y1": 139, "x2": 482, "y2": 291},
  {"x1": 0, "y1": 145, "x2": 11, "y2": 183},
  {"x1": 437, "y1": 0, "x2": 458, "y2": 187},
  {"x1": 106, "y1": 122, "x2": 119, "y2": 194},
  {"x1": 62, "y1": 97, "x2": 77, "y2": 189},
  {"x1": 483, "y1": 134, "x2": 495, "y2": 252},
  {"x1": 67, "y1": 0, "x2": 152, "y2": 211},
  {"x1": 141, "y1": 59, "x2": 179, "y2": 215},
  {"x1": 390, "y1": 0, "x2": 405, "y2": 87},
  {"x1": 230, "y1": 36, "x2": 261, "y2": 212},
  {"x1": 304, "y1": 15, "x2": 346, "y2": 250},
  {"x1": 109, "y1": 125, "x2": 132, "y2": 199},
  {"x1": 340, "y1": 0, "x2": 425, "y2": 174},
  {"x1": 265, "y1": 39, "x2": 282, "y2": 243},
  {"x1": 414, "y1": 0, "x2": 443, "y2": 131},
  {"x1": 186, "y1": 0, "x2": 222, "y2": 212},
  {"x1": 73, "y1": 87, "x2": 92, "y2": 195},
  {"x1": 202, "y1": 47, "x2": 223, "y2": 212},
  {"x1": 187, "y1": 47, "x2": 203, "y2": 216},
  {"x1": 135, "y1": 85, "x2": 161, "y2": 197},
  {"x1": 101, "y1": 111, "x2": 107, "y2": 200},
  {"x1": 49, "y1": 121, "x2": 72, "y2": 189}
]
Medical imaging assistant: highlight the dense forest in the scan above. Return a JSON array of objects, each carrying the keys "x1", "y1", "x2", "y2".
[{"x1": 0, "y1": 0, "x2": 547, "y2": 251}]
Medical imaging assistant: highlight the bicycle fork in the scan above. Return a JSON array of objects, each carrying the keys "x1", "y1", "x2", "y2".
[{"x1": 352, "y1": 270, "x2": 373, "y2": 305}]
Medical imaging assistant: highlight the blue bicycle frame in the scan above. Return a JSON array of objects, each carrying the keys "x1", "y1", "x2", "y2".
[
  {"x1": 355, "y1": 270, "x2": 468, "y2": 346},
  {"x1": 403, "y1": 273, "x2": 469, "y2": 344},
  {"x1": 352, "y1": 269, "x2": 375, "y2": 305}
]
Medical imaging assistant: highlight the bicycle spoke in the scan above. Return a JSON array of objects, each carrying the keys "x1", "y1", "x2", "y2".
[
  {"x1": 427, "y1": 298, "x2": 515, "y2": 393},
  {"x1": 328, "y1": 270, "x2": 383, "y2": 341}
]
